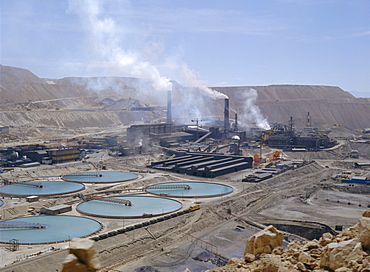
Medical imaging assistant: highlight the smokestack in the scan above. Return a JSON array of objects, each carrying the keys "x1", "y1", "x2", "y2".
[
  {"x1": 167, "y1": 90, "x2": 172, "y2": 123},
  {"x1": 307, "y1": 112, "x2": 311, "y2": 127},
  {"x1": 235, "y1": 113, "x2": 238, "y2": 131},
  {"x1": 224, "y1": 98, "x2": 230, "y2": 130}
]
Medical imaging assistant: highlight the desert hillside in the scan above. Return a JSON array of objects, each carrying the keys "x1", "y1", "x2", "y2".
[
  {"x1": 1, "y1": 65, "x2": 369, "y2": 140},
  {"x1": 213, "y1": 85, "x2": 370, "y2": 129}
]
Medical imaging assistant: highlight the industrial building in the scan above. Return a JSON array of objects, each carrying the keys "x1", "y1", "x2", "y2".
[
  {"x1": 46, "y1": 148, "x2": 80, "y2": 164},
  {"x1": 23, "y1": 150, "x2": 49, "y2": 163},
  {"x1": 263, "y1": 115, "x2": 336, "y2": 151},
  {"x1": 40, "y1": 204, "x2": 72, "y2": 215},
  {"x1": 0, "y1": 144, "x2": 81, "y2": 168},
  {"x1": 126, "y1": 123, "x2": 178, "y2": 143},
  {"x1": 0, "y1": 126, "x2": 9, "y2": 134},
  {"x1": 84, "y1": 136, "x2": 118, "y2": 149},
  {"x1": 150, "y1": 153, "x2": 253, "y2": 178},
  {"x1": 138, "y1": 97, "x2": 255, "y2": 177},
  {"x1": 363, "y1": 128, "x2": 370, "y2": 139},
  {"x1": 24, "y1": 148, "x2": 80, "y2": 164}
]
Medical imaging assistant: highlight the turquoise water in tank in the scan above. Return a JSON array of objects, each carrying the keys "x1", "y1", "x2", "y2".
[
  {"x1": 0, "y1": 216, "x2": 101, "y2": 244},
  {"x1": 0, "y1": 181, "x2": 84, "y2": 196},
  {"x1": 77, "y1": 196, "x2": 182, "y2": 218},
  {"x1": 63, "y1": 171, "x2": 138, "y2": 183},
  {"x1": 146, "y1": 182, "x2": 233, "y2": 197}
]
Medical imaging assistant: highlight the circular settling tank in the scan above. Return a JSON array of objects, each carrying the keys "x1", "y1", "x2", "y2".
[
  {"x1": 63, "y1": 171, "x2": 138, "y2": 183},
  {"x1": 0, "y1": 216, "x2": 101, "y2": 244},
  {"x1": 0, "y1": 199, "x2": 3, "y2": 206},
  {"x1": 146, "y1": 182, "x2": 233, "y2": 198},
  {"x1": 77, "y1": 196, "x2": 182, "y2": 218},
  {"x1": 0, "y1": 181, "x2": 84, "y2": 196}
]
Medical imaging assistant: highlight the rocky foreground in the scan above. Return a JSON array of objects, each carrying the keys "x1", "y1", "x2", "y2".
[
  {"x1": 62, "y1": 209, "x2": 370, "y2": 272},
  {"x1": 191, "y1": 208, "x2": 370, "y2": 272}
]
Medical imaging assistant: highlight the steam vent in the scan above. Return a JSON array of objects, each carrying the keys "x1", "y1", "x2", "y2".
[{"x1": 1, "y1": 64, "x2": 370, "y2": 272}]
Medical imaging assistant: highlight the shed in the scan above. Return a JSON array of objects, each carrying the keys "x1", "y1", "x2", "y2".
[
  {"x1": 40, "y1": 204, "x2": 72, "y2": 215},
  {"x1": 26, "y1": 195, "x2": 39, "y2": 202}
]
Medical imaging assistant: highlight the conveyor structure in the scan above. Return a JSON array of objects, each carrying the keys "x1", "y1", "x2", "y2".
[
  {"x1": 14, "y1": 182, "x2": 43, "y2": 188},
  {"x1": 0, "y1": 222, "x2": 47, "y2": 229},
  {"x1": 146, "y1": 184, "x2": 191, "y2": 190},
  {"x1": 87, "y1": 195, "x2": 132, "y2": 206},
  {"x1": 68, "y1": 172, "x2": 102, "y2": 177}
]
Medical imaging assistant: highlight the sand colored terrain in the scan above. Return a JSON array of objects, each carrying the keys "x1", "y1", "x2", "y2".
[{"x1": 1, "y1": 65, "x2": 369, "y2": 143}]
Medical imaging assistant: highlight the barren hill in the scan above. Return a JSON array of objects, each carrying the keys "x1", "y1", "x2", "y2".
[
  {"x1": 0, "y1": 65, "x2": 92, "y2": 104},
  {"x1": 0, "y1": 65, "x2": 369, "y2": 141},
  {"x1": 213, "y1": 85, "x2": 370, "y2": 129},
  {"x1": 0, "y1": 65, "x2": 162, "y2": 140}
]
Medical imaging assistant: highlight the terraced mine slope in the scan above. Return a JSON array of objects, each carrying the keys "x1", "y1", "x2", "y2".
[{"x1": 1, "y1": 65, "x2": 369, "y2": 141}]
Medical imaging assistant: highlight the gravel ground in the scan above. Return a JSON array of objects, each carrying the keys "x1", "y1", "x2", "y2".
[{"x1": 1, "y1": 143, "x2": 369, "y2": 272}]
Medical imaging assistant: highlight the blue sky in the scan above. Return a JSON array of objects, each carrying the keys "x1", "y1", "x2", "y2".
[{"x1": 1, "y1": 0, "x2": 369, "y2": 97}]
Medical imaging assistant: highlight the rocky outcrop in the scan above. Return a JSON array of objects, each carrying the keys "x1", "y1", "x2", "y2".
[
  {"x1": 320, "y1": 239, "x2": 363, "y2": 270},
  {"x1": 192, "y1": 208, "x2": 370, "y2": 272},
  {"x1": 358, "y1": 216, "x2": 370, "y2": 251},
  {"x1": 244, "y1": 225, "x2": 284, "y2": 255},
  {"x1": 61, "y1": 238, "x2": 100, "y2": 272}
]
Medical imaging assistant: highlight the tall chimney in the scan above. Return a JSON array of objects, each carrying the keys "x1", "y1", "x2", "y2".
[
  {"x1": 289, "y1": 116, "x2": 293, "y2": 131},
  {"x1": 234, "y1": 113, "x2": 238, "y2": 131},
  {"x1": 167, "y1": 90, "x2": 172, "y2": 123},
  {"x1": 224, "y1": 98, "x2": 230, "y2": 130},
  {"x1": 307, "y1": 112, "x2": 311, "y2": 127}
]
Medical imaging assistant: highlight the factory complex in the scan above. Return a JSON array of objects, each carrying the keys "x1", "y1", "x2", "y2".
[{"x1": 0, "y1": 91, "x2": 370, "y2": 272}]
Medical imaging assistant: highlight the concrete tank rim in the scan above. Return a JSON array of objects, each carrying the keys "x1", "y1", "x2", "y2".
[
  {"x1": 0, "y1": 214, "x2": 103, "y2": 245},
  {"x1": 76, "y1": 195, "x2": 183, "y2": 219},
  {"x1": 0, "y1": 180, "x2": 85, "y2": 197}
]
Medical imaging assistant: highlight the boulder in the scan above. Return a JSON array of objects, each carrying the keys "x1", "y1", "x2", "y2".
[
  {"x1": 296, "y1": 261, "x2": 306, "y2": 271},
  {"x1": 61, "y1": 254, "x2": 88, "y2": 272},
  {"x1": 339, "y1": 224, "x2": 359, "y2": 241},
  {"x1": 253, "y1": 254, "x2": 286, "y2": 272},
  {"x1": 334, "y1": 268, "x2": 352, "y2": 272},
  {"x1": 244, "y1": 253, "x2": 256, "y2": 262},
  {"x1": 303, "y1": 240, "x2": 320, "y2": 250},
  {"x1": 298, "y1": 251, "x2": 317, "y2": 267},
  {"x1": 319, "y1": 233, "x2": 333, "y2": 246},
  {"x1": 358, "y1": 217, "x2": 370, "y2": 251},
  {"x1": 227, "y1": 257, "x2": 242, "y2": 265},
  {"x1": 244, "y1": 225, "x2": 284, "y2": 256},
  {"x1": 320, "y1": 239, "x2": 363, "y2": 270},
  {"x1": 362, "y1": 208, "x2": 370, "y2": 218},
  {"x1": 62, "y1": 238, "x2": 101, "y2": 272}
]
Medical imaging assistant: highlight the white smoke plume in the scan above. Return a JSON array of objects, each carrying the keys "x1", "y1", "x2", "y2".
[
  {"x1": 169, "y1": 62, "x2": 227, "y2": 100},
  {"x1": 67, "y1": 0, "x2": 228, "y2": 102},
  {"x1": 67, "y1": 0, "x2": 229, "y2": 124},
  {"x1": 68, "y1": 0, "x2": 172, "y2": 92},
  {"x1": 239, "y1": 88, "x2": 270, "y2": 130}
]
